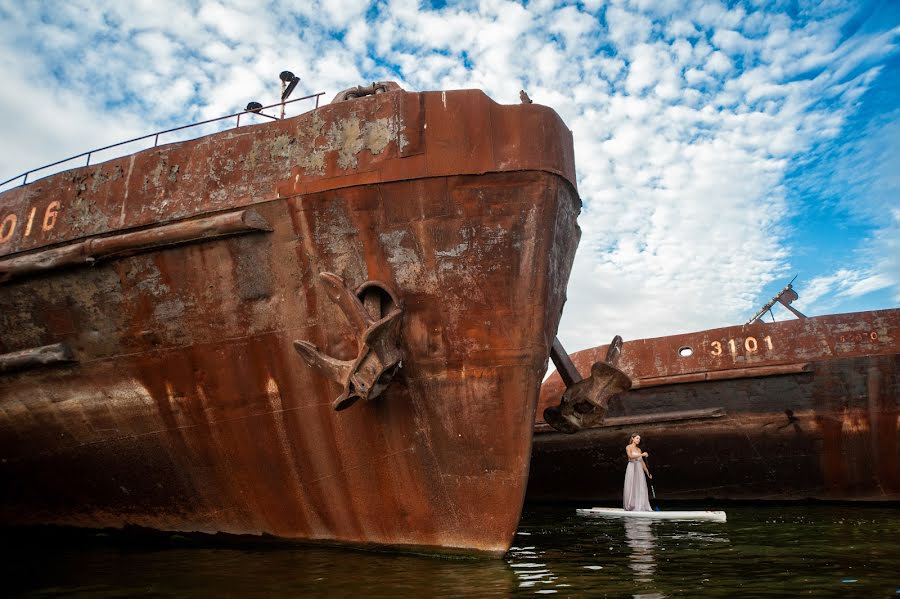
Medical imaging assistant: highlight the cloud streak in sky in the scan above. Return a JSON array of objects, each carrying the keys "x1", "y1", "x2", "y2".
[{"x1": 0, "y1": 0, "x2": 897, "y2": 350}]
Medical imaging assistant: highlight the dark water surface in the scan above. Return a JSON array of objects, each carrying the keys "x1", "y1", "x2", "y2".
[{"x1": 3, "y1": 505, "x2": 899, "y2": 598}]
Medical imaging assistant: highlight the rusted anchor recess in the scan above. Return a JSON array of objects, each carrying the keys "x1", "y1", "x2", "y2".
[
  {"x1": 543, "y1": 335, "x2": 632, "y2": 434},
  {"x1": 294, "y1": 273, "x2": 404, "y2": 411}
]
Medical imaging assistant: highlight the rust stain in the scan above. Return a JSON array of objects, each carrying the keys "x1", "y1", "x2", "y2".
[
  {"x1": 0, "y1": 87, "x2": 581, "y2": 555},
  {"x1": 531, "y1": 310, "x2": 900, "y2": 503}
]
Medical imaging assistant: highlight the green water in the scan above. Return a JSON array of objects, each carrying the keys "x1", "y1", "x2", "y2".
[{"x1": 3, "y1": 505, "x2": 898, "y2": 597}]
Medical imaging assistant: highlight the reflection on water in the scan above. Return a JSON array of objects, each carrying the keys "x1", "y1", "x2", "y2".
[
  {"x1": 509, "y1": 505, "x2": 895, "y2": 598},
  {"x1": 2, "y1": 531, "x2": 516, "y2": 599},
  {"x1": 3, "y1": 505, "x2": 900, "y2": 598},
  {"x1": 507, "y1": 542, "x2": 555, "y2": 591},
  {"x1": 620, "y1": 517, "x2": 733, "y2": 598},
  {"x1": 623, "y1": 519, "x2": 656, "y2": 582}
]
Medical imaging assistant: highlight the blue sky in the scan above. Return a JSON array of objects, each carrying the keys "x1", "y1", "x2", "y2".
[{"x1": 0, "y1": 0, "x2": 898, "y2": 350}]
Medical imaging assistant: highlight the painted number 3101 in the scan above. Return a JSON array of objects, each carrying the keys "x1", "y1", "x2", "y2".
[{"x1": 710, "y1": 336, "x2": 774, "y2": 356}]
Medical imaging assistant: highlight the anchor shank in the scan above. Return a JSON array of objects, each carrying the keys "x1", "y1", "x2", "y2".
[{"x1": 551, "y1": 337, "x2": 582, "y2": 388}]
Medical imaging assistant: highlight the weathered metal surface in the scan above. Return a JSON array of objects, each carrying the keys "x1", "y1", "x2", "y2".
[
  {"x1": 631, "y1": 362, "x2": 812, "y2": 388},
  {"x1": 543, "y1": 335, "x2": 631, "y2": 433},
  {"x1": 293, "y1": 273, "x2": 404, "y2": 411},
  {"x1": 534, "y1": 407, "x2": 726, "y2": 433},
  {"x1": 0, "y1": 87, "x2": 581, "y2": 556},
  {"x1": 0, "y1": 342, "x2": 75, "y2": 374},
  {"x1": 0, "y1": 209, "x2": 272, "y2": 283},
  {"x1": 550, "y1": 337, "x2": 581, "y2": 388},
  {"x1": 747, "y1": 277, "x2": 806, "y2": 324},
  {"x1": 530, "y1": 310, "x2": 900, "y2": 502},
  {"x1": 331, "y1": 82, "x2": 400, "y2": 103}
]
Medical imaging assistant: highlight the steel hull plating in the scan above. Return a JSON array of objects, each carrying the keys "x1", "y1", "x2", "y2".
[
  {"x1": 530, "y1": 311, "x2": 900, "y2": 502},
  {"x1": 0, "y1": 89, "x2": 581, "y2": 556}
]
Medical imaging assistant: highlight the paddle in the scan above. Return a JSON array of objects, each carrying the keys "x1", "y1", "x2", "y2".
[
  {"x1": 650, "y1": 481, "x2": 660, "y2": 511},
  {"x1": 645, "y1": 457, "x2": 660, "y2": 511}
]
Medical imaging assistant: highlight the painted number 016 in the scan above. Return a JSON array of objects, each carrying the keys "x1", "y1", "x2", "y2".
[
  {"x1": 710, "y1": 336, "x2": 773, "y2": 356},
  {"x1": 0, "y1": 201, "x2": 61, "y2": 244}
]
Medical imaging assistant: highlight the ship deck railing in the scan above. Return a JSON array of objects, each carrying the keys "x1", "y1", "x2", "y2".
[{"x1": 0, "y1": 92, "x2": 326, "y2": 193}]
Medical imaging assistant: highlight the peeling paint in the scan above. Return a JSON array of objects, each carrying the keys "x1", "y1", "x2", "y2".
[
  {"x1": 0, "y1": 88, "x2": 583, "y2": 556},
  {"x1": 533, "y1": 309, "x2": 900, "y2": 502}
]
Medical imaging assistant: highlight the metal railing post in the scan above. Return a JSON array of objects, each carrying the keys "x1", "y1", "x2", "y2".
[{"x1": 1, "y1": 92, "x2": 325, "y2": 190}]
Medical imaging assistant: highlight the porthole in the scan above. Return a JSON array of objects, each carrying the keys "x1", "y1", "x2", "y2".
[{"x1": 678, "y1": 346, "x2": 694, "y2": 358}]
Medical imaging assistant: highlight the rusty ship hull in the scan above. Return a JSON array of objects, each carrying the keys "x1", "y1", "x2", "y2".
[
  {"x1": 0, "y1": 88, "x2": 581, "y2": 556},
  {"x1": 530, "y1": 310, "x2": 900, "y2": 502}
]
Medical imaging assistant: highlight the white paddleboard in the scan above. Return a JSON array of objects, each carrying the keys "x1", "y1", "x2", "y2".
[{"x1": 577, "y1": 507, "x2": 727, "y2": 522}]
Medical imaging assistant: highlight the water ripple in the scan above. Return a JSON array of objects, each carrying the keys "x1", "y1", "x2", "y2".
[{"x1": 1, "y1": 505, "x2": 898, "y2": 597}]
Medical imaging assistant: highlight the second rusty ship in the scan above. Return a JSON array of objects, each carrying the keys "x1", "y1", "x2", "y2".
[{"x1": 531, "y1": 284, "x2": 899, "y2": 503}]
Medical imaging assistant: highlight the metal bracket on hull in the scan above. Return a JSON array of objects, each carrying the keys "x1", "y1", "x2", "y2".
[
  {"x1": 331, "y1": 82, "x2": 402, "y2": 103},
  {"x1": 543, "y1": 335, "x2": 632, "y2": 434},
  {"x1": 0, "y1": 342, "x2": 76, "y2": 374},
  {"x1": 747, "y1": 276, "x2": 807, "y2": 324},
  {"x1": 0, "y1": 209, "x2": 273, "y2": 284},
  {"x1": 293, "y1": 272, "x2": 404, "y2": 411}
]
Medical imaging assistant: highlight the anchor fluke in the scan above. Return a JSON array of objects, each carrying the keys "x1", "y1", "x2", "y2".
[
  {"x1": 543, "y1": 335, "x2": 632, "y2": 433},
  {"x1": 294, "y1": 273, "x2": 404, "y2": 411}
]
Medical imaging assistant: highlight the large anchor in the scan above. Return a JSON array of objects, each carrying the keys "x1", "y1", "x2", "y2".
[
  {"x1": 542, "y1": 335, "x2": 632, "y2": 434},
  {"x1": 293, "y1": 273, "x2": 404, "y2": 411}
]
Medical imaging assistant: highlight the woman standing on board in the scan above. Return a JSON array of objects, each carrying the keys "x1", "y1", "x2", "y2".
[{"x1": 624, "y1": 433, "x2": 652, "y2": 511}]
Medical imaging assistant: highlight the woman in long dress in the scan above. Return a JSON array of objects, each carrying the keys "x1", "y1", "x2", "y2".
[{"x1": 623, "y1": 433, "x2": 653, "y2": 511}]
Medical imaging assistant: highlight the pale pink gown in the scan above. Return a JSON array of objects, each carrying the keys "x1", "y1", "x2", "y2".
[{"x1": 623, "y1": 456, "x2": 651, "y2": 511}]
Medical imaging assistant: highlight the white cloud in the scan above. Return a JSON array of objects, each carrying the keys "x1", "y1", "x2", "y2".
[
  {"x1": 0, "y1": 0, "x2": 897, "y2": 354},
  {"x1": 548, "y1": 5, "x2": 597, "y2": 48},
  {"x1": 712, "y1": 28, "x2": 754, "y2": 54},
  {"x1": 607, "y1": 5, "x2": 654, "y2": 48},
  {"x1": 801, "y1": 268, "x2": 894, "y2": 308},
  {"x1": 320, "y1": 0, "x2": 371, "y2": 29},
  {"x1": 0, "y1": 41, "x2": 148, "y2": 184},
  {"x1": 705, "y1": 50, "x2": 733, "y2": 74}
]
